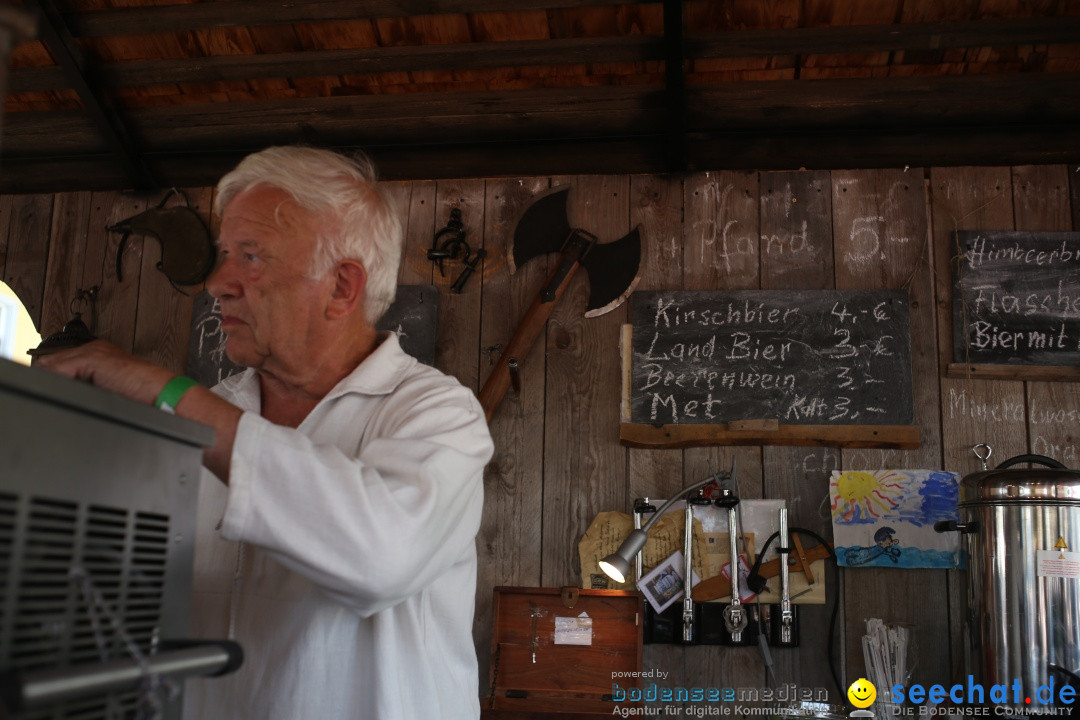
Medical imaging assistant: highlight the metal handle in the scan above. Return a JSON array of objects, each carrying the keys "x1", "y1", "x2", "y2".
[
  {"x1": 777, "y1": 508, "x2": 795, "y2": 645},
  {"x1": 934, "y1": 520, "x2": 978, "y2": 534},
  {"x1": 722, "y1": 505, "x2": 748, "y2": 638},
  {"x1": 995, "y1": 454, "x2": 1067, "y2": 470},
  {"x1": 0, "y1": 640, "x2": 243, "y2": 713},
  {"x1": 682, "y1": 499, "x2": 696, "y2": 643}
]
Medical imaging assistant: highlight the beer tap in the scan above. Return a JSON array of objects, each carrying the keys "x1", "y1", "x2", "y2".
[
  {"x1": 715, "y1": 486, "x2": 748, "y2": 642},
  {"x1": 777, "y1": 507, "x2": 798, "y2": 646},
  {"x1": 682, "y1": 488, "x2": 713, "y2": 643}
]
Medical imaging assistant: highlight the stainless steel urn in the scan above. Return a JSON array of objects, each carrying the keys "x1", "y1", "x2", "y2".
[{"x1": 947, "y1": 453, "x2": 1080, "y2": 703}]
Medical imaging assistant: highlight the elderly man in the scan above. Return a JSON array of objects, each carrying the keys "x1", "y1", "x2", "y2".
[{"x1": 39, "y1": 146, "x2": 494, "y2": 719}]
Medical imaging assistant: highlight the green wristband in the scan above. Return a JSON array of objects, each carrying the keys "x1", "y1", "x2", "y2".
[{"x1": 155, "y1": 376, "x2": 200, "y2": 414}]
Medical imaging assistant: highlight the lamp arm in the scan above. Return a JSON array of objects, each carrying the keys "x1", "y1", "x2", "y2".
[{"x1": 639, "y1": 473, "x2": 724, "y2": 533}]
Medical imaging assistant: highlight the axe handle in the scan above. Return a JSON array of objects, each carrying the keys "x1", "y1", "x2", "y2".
[{"x1": 478, "y1": 257, "x2": 583, "y2": 421}]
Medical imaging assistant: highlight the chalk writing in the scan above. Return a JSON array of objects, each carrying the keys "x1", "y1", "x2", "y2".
[
  {"x1": 692, "y1": 182, "x2": 755, "y2": 274},
  {"x1": 186, "y1": 292, "x2": 244, "y2": 386},
  {"x1": 844, "y1": 450, "x2": 905, "y2": 473},
  {"x1": 629, "y1": 290, "x2": 913, "y2": 426},
  {"x1": 839, "y1": 181, "x2": 915, "y2": 271},
  {"x1": 762, "y1": 221, "x2": 812, "y2": 257},
  {"x1": 1030, "y1": 405, "x2": 1080, "y2": 425},
  {"x1": 953, "y1": 230, "x2": 1080, "y2": 365},
  {"x1": 945, "y1": 387, "x2": 1025, "y2": 423},
  {"x1": 800, "y1": 450, "x2": 839, "y2": 478},
  {"x1": 844, "y1": 216, "x2": 886, "y2": 268},
  {"x1": 1032, "y1": 436, "x2": 1078, "y2": 466}
]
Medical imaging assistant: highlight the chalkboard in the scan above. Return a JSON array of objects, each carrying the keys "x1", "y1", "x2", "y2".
[
  {"x1": 952, "y1": 230, "x2": 1080, "y2": 367},
  {"x1": 628, "y1": 290, "x2": 913, "y2": 426},
  {"x1": 186, "y1": 285, "x2": 440, "y2": 387}
]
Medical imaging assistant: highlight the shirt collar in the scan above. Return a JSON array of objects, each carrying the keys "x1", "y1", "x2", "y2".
[
  {"x1": 325, "y1": 331, "x2": 417, "y2": 399},
  {"x1": 218, "y1": 331, "x2": 416, "y2": 408}
]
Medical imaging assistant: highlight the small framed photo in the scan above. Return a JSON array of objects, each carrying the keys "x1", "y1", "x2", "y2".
[{"x1": 638, "y1": 550, "x2": 699, "y2": 614}]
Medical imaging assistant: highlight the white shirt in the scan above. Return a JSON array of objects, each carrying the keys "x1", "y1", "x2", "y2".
[{"x1": 182, "y1": 333, "x2": 494, "y2": 720}]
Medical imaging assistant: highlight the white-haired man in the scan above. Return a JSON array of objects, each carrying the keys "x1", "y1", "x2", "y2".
[{"x1": 40, "y1": 146, "x2": 494, "y2": 720}]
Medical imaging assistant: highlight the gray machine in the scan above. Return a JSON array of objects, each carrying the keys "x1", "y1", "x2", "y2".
[{"x1": 0, "y1": 359, "x2": 240, "y2": 719}]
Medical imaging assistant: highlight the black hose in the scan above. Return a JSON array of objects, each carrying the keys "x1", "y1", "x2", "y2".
[
  {"x1": 827, "y1": 564, "x2": 843, "y2": 698},
  {"x1": 744, "y1": 527, "x2": 843, "y2": 697}
]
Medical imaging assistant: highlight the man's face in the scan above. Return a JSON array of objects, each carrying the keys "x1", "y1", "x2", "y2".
[{"x1": 207, "y1": 184, "x2": 333, "y2": 376}]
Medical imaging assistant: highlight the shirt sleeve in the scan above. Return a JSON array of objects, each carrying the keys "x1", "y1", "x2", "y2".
[{"x1": 217, "y1": 378, "x2": 493, "y2": 616}]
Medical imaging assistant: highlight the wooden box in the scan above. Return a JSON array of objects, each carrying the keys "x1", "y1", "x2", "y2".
[{"x1": 483, "y1": 586, "x2": 643, "y2": 717}]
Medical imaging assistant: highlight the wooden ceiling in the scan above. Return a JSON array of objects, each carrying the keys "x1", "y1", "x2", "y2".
[{"x1": 1, "y1": 0, "x2": 1079, "y2": 194}]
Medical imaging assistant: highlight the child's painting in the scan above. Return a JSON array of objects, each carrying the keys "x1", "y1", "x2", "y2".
[{"x1": 829, "y1": 469, "x2": 961, "y2": 569}]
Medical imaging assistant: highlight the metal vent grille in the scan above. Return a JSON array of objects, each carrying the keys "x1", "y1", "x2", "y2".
[
  {"x1": 2, "y1": 494, "x2": 171, "y2": 719},
  {"x1": 14, "y1": 497, "x2": 79, "y2": 672},
  {"x1": 0, "y1": 491, "x2": 17, "y2": 664}
]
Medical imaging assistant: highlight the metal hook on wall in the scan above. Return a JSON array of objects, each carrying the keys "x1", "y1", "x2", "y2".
[{"x1": 427, "y1": 208, "x2": 485, "y2": 293}]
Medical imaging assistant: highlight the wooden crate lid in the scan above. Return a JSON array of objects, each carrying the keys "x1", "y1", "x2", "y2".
[{"x1": 487, "y1": 586, "x2": 643, "y2": 714}]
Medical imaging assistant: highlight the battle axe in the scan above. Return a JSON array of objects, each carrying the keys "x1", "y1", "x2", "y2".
[{"x1": 478, "y1": 187, "x2": 642, "y2": 421}]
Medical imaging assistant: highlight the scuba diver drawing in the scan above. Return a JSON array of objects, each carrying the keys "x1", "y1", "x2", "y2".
[{"x1": 843, "y1": 526, "x2": 902, "y2": 566}]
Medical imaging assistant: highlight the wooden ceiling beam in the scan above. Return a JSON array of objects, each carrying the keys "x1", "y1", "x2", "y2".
[
  {"x1": 689, "y1": 16, "x2": 1080, "y2": 59},
  {"x1": 64, "y1": 7, "x2": 1080, "y2": 51},
  {"x1": 685, "y1": 72, "x2": 1080, "y2": 131},
  {"x1": 10, "y1": 36, "x2": 666, "y2": 93},
  {"x1": 4, "y1": 121, "x2": 1080, "y2": 195},
  {"x1": 5, "y1": 72, "x2": 1077, "y2": 164},
  {"x1": 65, "y1": 0, "x2": 633, "y2": 37},
  {"x1": 685, "y1": 124, "x2": 1080, "y2": 172},
  {"x1": 23, "y1": 0, "x2": 155, "y2": 189},
  {"x1": 11, "y1": 16, "x2": 1079, "y2": 94},
  {"x1": 7, "y1": 71, "x2": 1078, "y2": 154},
  {"x1": 2, "y1": 85, "x2": 666, "y2": 156}
]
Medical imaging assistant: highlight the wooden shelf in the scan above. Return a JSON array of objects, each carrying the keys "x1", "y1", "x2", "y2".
[
  {"x1": 619, "y1": 422, "x2": 920, "y2": 449},
  {"x1": 946, "y1": 363, "x2": 1080, "y2": 382}
]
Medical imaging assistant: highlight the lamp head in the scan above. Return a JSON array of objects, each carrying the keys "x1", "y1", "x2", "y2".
[
  {"x1": 598, "y1": 529, "x2": 649, "y2": 584},
  {"x1": 597, "y1": 474, "x2": 724, "y2": 584}
]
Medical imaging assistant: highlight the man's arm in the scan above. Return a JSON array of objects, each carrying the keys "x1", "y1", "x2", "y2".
[
  {"x1": 39, "y1": 339, "x2": 494, "y2": 613},
  {"x1": 36, "y1": 339, "x2": 242, "y2": 483},
  {"x1": 218, "y1": 379, "x2": 493, "y2": 615}
]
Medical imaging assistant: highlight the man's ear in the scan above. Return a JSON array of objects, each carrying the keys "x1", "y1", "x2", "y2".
[{"x1": 327, "y1": 260, "x2": 367, "y2": 319}]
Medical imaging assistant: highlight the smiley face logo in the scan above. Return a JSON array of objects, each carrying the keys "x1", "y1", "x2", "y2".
[{"x1": 847, "y1": 678, "x2": 877, "y2": 708}]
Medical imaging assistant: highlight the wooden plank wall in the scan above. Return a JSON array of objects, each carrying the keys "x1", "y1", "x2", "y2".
[{"x1": 4, "y1": 164, "x2": 1079, "y2": 706}]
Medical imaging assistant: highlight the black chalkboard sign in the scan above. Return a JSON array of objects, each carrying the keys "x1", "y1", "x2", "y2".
[
  {"x1": 186, "y1": 285, "x2": 440, "y2": 387},
  {"x1": 629, "y1": 290, "x2": 913, "y2": 426},
  {"x1": 952, "y1": 231, "x2": 1080, "y2": 367}
]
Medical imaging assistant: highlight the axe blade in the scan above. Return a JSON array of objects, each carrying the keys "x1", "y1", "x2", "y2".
[
  {"x1": 581, "y1": 226, "x2": 642, "y2": 318},
  {"x1": 509, "y1": 187, "x2": 572, "y2": 275}
]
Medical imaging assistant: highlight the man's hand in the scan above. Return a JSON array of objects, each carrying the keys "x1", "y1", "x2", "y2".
[
  {"x1": 36, "y1": 339, "x2": 243, "y2": 484},
  {"x1": 35, "y1": 339, "x2": 174, "y2": 405}
]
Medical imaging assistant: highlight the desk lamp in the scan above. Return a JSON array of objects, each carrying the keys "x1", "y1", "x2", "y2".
[{"x1": 598, "y1": 473, "x2": 727, "y2": 584}]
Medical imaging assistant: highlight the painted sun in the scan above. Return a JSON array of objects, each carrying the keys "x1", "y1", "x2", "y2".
[{"x1": 830, "y1": 470, "x2": 904, "y2": 523}]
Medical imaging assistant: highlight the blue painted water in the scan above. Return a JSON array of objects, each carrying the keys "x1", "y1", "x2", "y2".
[{"x1": 837, "y1": 545, "x2": 960, "y2": 569}]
